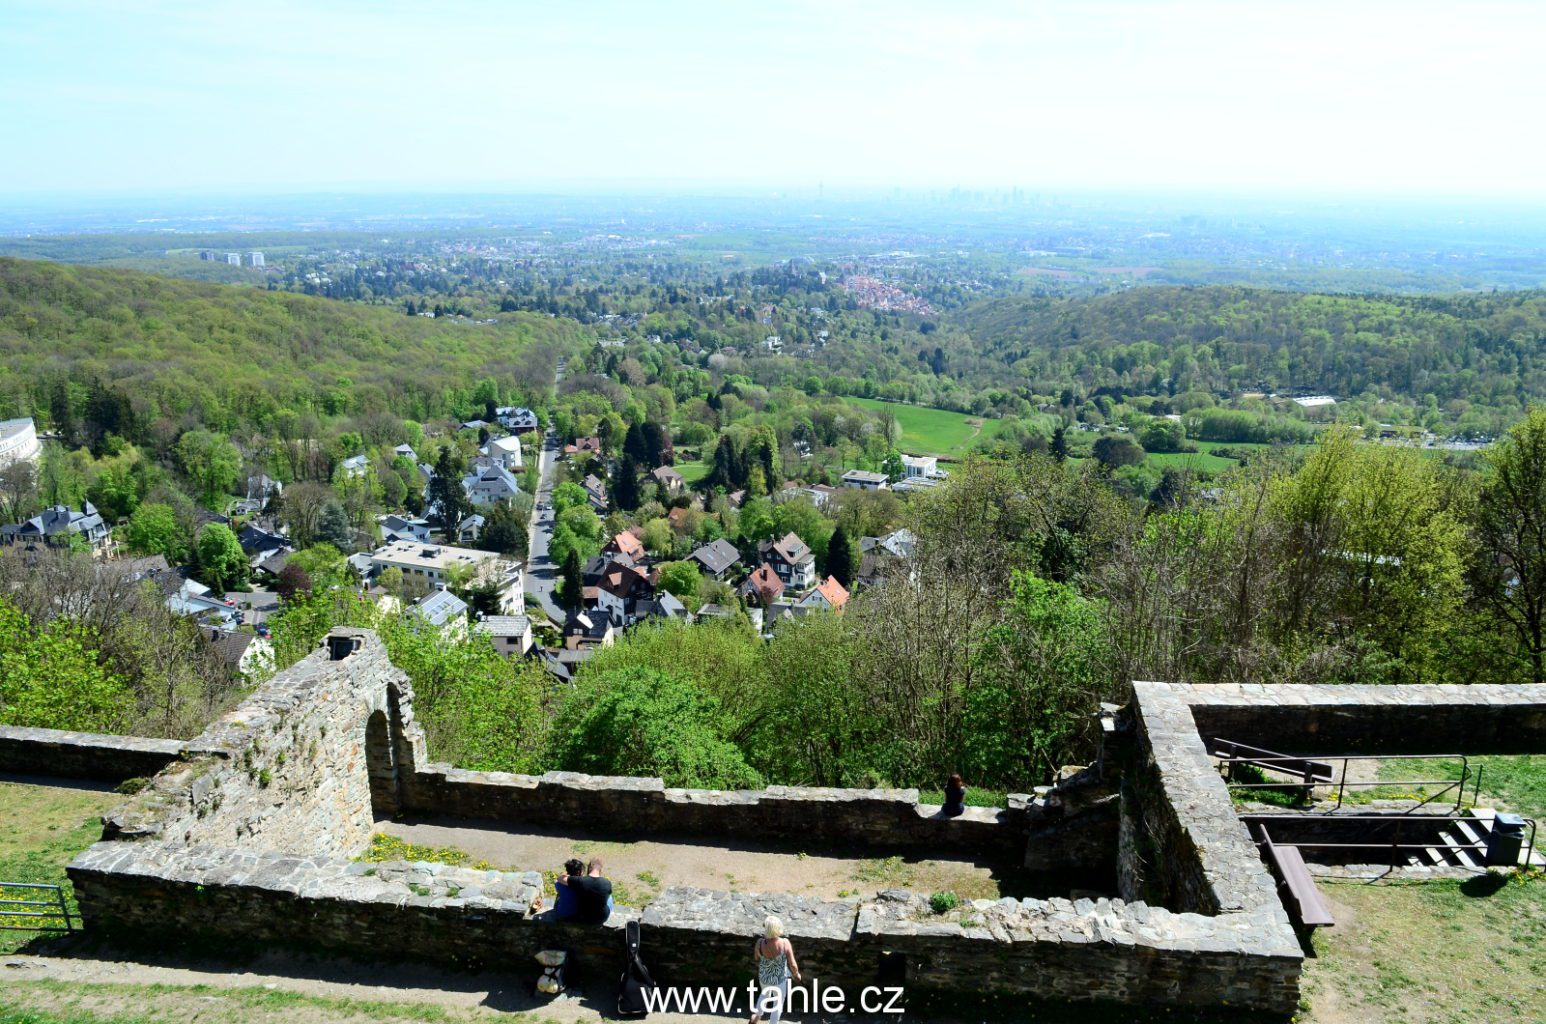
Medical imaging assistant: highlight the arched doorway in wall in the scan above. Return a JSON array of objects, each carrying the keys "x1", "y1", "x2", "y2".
[{"x1": 365, "y1": 708, "x2": 401, "y2": 816}]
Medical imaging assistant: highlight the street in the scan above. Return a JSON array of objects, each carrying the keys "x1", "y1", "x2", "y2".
[{"x1": 523, "y1": 360, "x2": 565, "y2": 622}]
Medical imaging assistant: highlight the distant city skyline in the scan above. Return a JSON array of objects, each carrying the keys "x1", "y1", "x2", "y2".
[{"x1": 3, "y1": 0, "x2": 1544, "y2": 198}]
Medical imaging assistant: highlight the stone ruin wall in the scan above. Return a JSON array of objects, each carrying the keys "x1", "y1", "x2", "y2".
[{"x1": 4, "y1": 630, "x2": 1422, "y2": 1015}]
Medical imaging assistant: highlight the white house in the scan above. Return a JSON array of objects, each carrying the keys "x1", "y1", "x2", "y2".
[
  {"x1": 0, "y1": 418, "x2": 41, "y2": 468},
  {"x1": 480, "y1": 435, "x2": 525, "y2": 472},
  {"x1": 475, "y1": 614, "x2": 534, "y2": 657},
  {"x1": 461, "y1": 465, "x2": 522, "y2": 507},
  {"x1": 901, "y1": 455, "x2": 942, "y2": 479},
  {"x1": 338, "y1": 454, "x2": 370, "y2": 478},
  {"x1": 496, "y1": 407, "x2": 540, "y2": 433}
]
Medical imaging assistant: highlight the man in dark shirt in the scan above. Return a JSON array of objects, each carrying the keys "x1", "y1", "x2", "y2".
[{"x1": 556, "y1": 856, "x2": 613, "y2": 923}]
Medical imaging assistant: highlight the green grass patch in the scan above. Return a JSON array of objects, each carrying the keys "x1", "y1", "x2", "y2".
[
  {"x1": 1143, "y1": 449, "x2": 1237, "y2": 473},
  {"x1": 846, "y1": 397, "x2": 1004, "y2": 457},
  {"x1": 0, "y1": 782, "x2": 119, "y2": 953},
  {"x1": 918, "y1": 787, "x2": 1009, "y2": 808},
  {"x1": 674, "y1": 458, "x2": 712, "y2": 484},
  {"x1": 359, "y1": 833, "x2": 493, "y2": 870}
]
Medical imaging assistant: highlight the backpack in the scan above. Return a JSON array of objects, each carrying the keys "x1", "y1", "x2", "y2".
[{"x1": 617, "y1": 919, "x2": 657, "y2": 1017}]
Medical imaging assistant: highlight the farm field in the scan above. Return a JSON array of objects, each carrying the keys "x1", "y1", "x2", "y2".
[{"x1": 848, "y1": 397, "x2": 1004, "y2": 457}]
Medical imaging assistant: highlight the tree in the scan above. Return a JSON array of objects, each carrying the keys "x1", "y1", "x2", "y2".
[
  {"x1": 316, "y1": 501, "x2": 355, "y2": 551},
  {"x1": 827, "y1": 525, "x2": 856, "y2": 590},
  {"x1": 1138, "y1": 418, "x2": 1185, "y2": 454},
  {"x1": 275, "y1": 563, "x2": 314, "y2": 602},
  {"x1": 175, "y1": 430, "x2": 242, "y2": 508},
  {"x1": 640, "y1": 517, "x2": 674, "y2": 557},
  {"x1": 478, "y1": 499, "x2": 527, "y2": 557},
  {"x1": 124, "y1": 502, "x2": 188, "y2": 562},
  {"x1": 195, "y1": 523, "x2": 248, "y2": 592},
  {"x1": 559, "y1": 548, "x2": 584, "y2": 611},
  {"x1": 428, "y1": 447, "x2": 473, "y2": 541},
  {"x1": 1471, "y1": 406, "x2": 1546, "y2": 683},
  {"x1": 276, "y1": 481, "x2": 333, "y2": 549},
  {"x1": 655, "y1": 561, "x2": 702, "y2": 603},
  {"x1": 0, "y1": 597, "x2": 129, "y2": 733},
  {"x1": 970, "y1": 572, "x2": 1117, "y2": 784},
  {"x1": 1092, "y1": 435, "x2": 1144, "y2": 468},
  {"x1": 0, "y1": 459, "x2": 39, "y2": 524},
  {"x1": 547, "y1": 667, "x2": 762, "y2": 789},
  {"x1": 1050, "y1": 425, "x2": 1068, "y2": 462},
  {"x1": 611, "y1": 454, "x2": 641, "y2": 512}
]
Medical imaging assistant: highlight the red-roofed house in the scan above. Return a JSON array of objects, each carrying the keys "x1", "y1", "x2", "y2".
[
  {"x1": 740, "y1": 563, "x2": 785, "y2": 607},
  {"x1": 603, "y1": 530, "x2": 645, "y2": 564},
  {"x1": 796, "y1": 575, "x2": 850, "y2": 614}
]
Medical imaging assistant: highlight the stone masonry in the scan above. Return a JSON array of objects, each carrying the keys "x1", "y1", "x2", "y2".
[{"x1": 42, "y1": 632, "x2": 1545, "y2": 1015}]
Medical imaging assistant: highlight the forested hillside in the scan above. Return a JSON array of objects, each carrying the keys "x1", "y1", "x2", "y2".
[
  {"x1": 0, "y1": 258, "x2": 586, "y2": 433},
  {"x1": 948, "y1": 287, "x2": 1546, "y2": 432}
]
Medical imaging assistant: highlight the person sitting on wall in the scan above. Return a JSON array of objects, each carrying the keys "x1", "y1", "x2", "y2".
[
  {"x1": 556, "y1": 855, "x2": 613, "y2": 923},
  {"x1": 545, "y1": 858, "x2": 585, "y2": 919},
  {"x1": 941, "y1": 773, "x2": 967, "y2": 818}
]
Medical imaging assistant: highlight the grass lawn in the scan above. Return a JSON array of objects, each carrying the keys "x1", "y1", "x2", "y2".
[
  {"x1": 847, "y1": 397, "x2": 1003, "y2": 457},
  {"x1": 1144, "y1": 449, "x2": 1238, "y2": 473},
  {"x1": 674, "y1": 458, "x2": 712, "y2": 485},
  {"x1": 0, "y1": 780, "x2": 119, "y2": 953}
]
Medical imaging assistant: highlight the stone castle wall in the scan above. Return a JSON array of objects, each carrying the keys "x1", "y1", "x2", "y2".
[
  {"x1": 66, "y1": 632, "x2": 1546, "y2": 1015},
  {"x1": 0, "y1": 726, "x2": 182, "y2": 782}
]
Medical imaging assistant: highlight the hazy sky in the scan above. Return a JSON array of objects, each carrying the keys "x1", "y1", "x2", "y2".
[{"x1": 3, "y1": 0, "x2": 1543, "y2": 197}]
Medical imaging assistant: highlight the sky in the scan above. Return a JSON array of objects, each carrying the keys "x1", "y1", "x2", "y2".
[{"x1": 2, "y1": 0, "x2": 1544, "y2": 198}]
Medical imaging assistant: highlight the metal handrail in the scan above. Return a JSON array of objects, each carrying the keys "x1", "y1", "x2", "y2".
[
  {"x1": 0, "y1": 882, "x2": 73, "y2": 932},
  {"x1": 1219, "y1": 752, "x2": 1472, "y2": 813},
  {"x1": 1246, "y1": 813, "x2": 1540, "y2": 871}
]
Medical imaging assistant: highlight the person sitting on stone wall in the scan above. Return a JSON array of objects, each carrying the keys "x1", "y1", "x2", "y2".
[
  {"x1": 941, "y1": 773, "x2": 967, "y2": 818},
  {"x1": 555, "y1": 855, "x2": 613, "y2": 923},
  {"x1": 544, "y1": 858, "x2": 585, "y2": 919}
]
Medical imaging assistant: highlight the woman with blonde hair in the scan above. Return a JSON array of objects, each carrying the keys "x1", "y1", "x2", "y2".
[{"x1": 749, "y1": 914, "x2": 800, "y2": 1024}]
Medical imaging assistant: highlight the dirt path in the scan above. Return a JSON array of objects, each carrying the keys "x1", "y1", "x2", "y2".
[{"x1": 380, "y1": 817, "x2": 1012, "y2": 904}]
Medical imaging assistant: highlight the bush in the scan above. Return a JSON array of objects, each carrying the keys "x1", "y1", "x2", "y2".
[{"x1": 929, "y1": 890, "x2": 960, "y2": 914}]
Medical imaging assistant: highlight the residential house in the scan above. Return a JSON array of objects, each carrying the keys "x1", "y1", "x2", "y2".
[
  {"x1": 204, "y1": 627, "x2": 274, "y2": 680},
  {"x1": 460, "y1": 419, "x2": 491, "y2": 432},
  {"x1": 475, "y1": 614, "x2": 533, "y2": 657},
  {"x1": 637, "y1": 591, "x2": 688, "y2": 622},
  {"x1": 411, "y1": 586, "x2": 468, "y2": 628},
  {"x1": 689, "y1": 538, "x2": 741, "y2": 580},
  {"x1": 796, "y1": 575, "x2": 849, "y2": 614},
  {"x1": 651, "y1": 465, "x2": 686, "y2": 496},
  {"x1": 565, "y1": 437, "x2": 602, "y2": 457},
  {"x1": 338, "y1": 454, "x2": 370, "y2": 478},
  {"x1": 841, "y1": 469, "x2": 889, "y2": 490},
  {"x1": 740, "y1": 563, "x2": 785, "y2": 606},
  {"x1": 237, "y1": 524, "x2": 293, "y2": 568},
  {"x1": 245, "y1": 474, "x2": 284, "y2": 504},
  {"x1": 756, "y1": 531, "x2": 816, "y2": 590},
  {"x1": 857, "y1": 528, "x2": 916, "y2": 588},
  {"x1": 496, "y1": 407, "x2": 540, "y2": 433},
  {"x1": 726, "y1": 489, "x2": 747, "y2": 509},
  {"x1": 1, "y1": 502, "x2": 112, "y2": 553},
  {"x1": 901, "y1": 455, "x2": 943, "y2": 480},
  {"x1": 393, "y1": 443, "x2": 418, "y2": 461},
  {"x1": 582, "y1": 474, "x2": 608, "y2": 512},
  {"x1": 160, "y1": 571, "x2": 238, "y2": 625},
  {"x1": 461, "y1": 464, "x2": 522, "y2": 507},
  {"x1": 380, "y1": 514, "x2": 433, "y2": 544},
  {"x1": 368, "y1": 540, "x2": 523, "y2": 614},
  {"x1": 603, "y1": 530, "x2": 646, "y2": 564},
  {"x1": 455, "y1": 514, "x2": 485, "y2": 545},
  {"x1": 562, "y1": 609, "x2": 615, "y2": 650},
  {"x1": 481, "y1": 435, "x2": 525, "y2": 472},
  {"x1": 592, "y1": 559, "x2": 654, "y2": 626}
]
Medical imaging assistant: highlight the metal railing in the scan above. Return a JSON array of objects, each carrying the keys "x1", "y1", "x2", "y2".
[
  {"x1": 1219, "y1": 752, "x2": 1473, "y2": 813},
  {"x1": 1243, "y1": 813, "x2": 1539, "y2": 873},
  {"x1": 0, "y1": 882, "x2": 74, "y2": 932}
]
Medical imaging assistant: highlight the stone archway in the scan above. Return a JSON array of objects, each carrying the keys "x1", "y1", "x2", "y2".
[{"x1": 365, "y1": 708, "x2": 400, "y2": 816}]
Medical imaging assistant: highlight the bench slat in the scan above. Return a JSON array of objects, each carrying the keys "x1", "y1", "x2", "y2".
[
  {"x1": 1211, "y1": 738, "x2": 1335, "y2": 783},
  {"x1": 1262, "y1": 838, "x2": 1334, "y2": 928}
]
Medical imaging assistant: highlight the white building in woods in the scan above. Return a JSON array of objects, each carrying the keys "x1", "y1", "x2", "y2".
[
  {"x1": 0, "y1": 418, "x2": 41, "y2": 467},
  {"x1": 901, "y1": 454, "x2": 945, "y2": 480},
  {"x1": 367, "y1": 540, "x2": 523, "y2": 614}
]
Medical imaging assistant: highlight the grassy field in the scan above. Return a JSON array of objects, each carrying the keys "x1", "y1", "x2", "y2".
[
  {"x1": 847, "y1": 397, "x2": 1003, "y2": 457},
  {"x1": 0, "y1": 781, "x2": 118, "y2": 953},
  {"x1": 674, "y1": 458, "x2": 712, "y2": 485}
]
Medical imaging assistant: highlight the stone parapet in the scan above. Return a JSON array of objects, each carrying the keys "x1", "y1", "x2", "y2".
[{"x1": 0, "y1": 726, "x2": 183, "y2": 781}]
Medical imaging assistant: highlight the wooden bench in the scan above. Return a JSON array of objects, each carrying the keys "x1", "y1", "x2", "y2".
[
  {"x1": 1253, "y1": 824, "x2": 1334, "y2": 930},
  {"x1": 1210, "y1": 738, "x2": 1334, "y2": 786}
]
